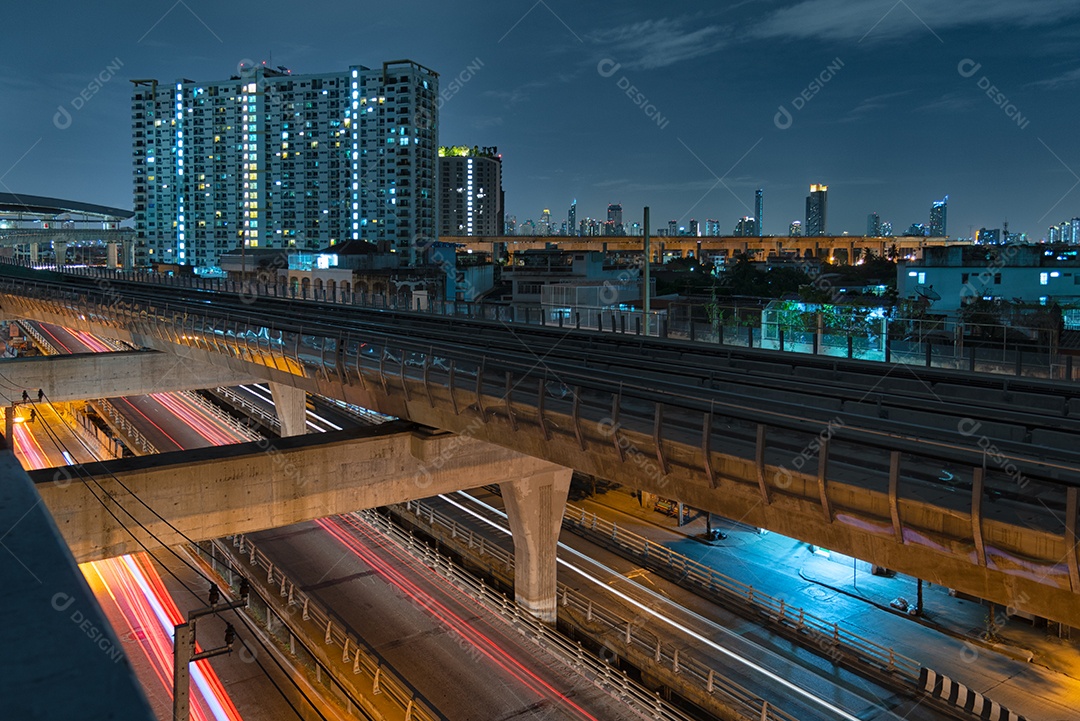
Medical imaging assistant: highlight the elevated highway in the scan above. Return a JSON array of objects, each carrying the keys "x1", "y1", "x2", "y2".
[{"x1": 1, "y1": 264, "x2": 1078, "y2": 627}]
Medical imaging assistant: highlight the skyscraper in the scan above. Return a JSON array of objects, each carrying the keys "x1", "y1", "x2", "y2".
[
  {"x1": 438, "y1": 145, "x2": 503, "y2": 237},
  {"x1": 733, "y1": 216, "x2": 757, "y2": 237},
  {"x1": 789, "y1": 220, "x2": 803, "y2": 237},
  {"x1": 688, "y1": 219, "x2": 699, "y2": 237},
  {"x1": 867, "y1": 212, "x2": 881, "y2": 237},
  {"x1": 668, "y1": 219, "x2": 677, "y2": 236},
  {"x1": 540, "y1": 208, "x2": 552, "y2": 235},
  {"x1": 704, "y1": 219, "x2": 720, "y2": 237},
  {"x1": 805, "y1": 184, "x2": 828, "y2": 236},
  {"x1": 606, "y1": 203, "x2": 623, "y2": 235},
  {"x1": 929, "y1": 196, "x2": 948, "y2": 236},
  {"x1": 568, "y1": 200, "x2": 577, "y2": 237},
  {"x1": 754, "y1": 189, "x2": 764, "y2": 236},
  {"x1": 131, "y1": 60, "x2": 438, "y2": 269}
]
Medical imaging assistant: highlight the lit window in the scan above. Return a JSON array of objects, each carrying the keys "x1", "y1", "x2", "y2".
[{"x1": 1040, "y1": 272, "x2": 1049, "y2": 285}]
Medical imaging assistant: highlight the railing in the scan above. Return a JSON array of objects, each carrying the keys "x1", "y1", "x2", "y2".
[
  {"x1": 391, "y1": 500, "x2": 800, "y2": 721},
  {"x1": 27, "y1": 260, "x2": 1079, "y2": 381},
  {"x1": 560, "y1": 502, "x2": 921, "y2": 685},
  {"x1": 18, "y1": 320, "x2": 57, "y2": 355},
  {"x1": 176, "y1": 389, "x2": 263, "y2": 441},
  {"x1": 204, "y1": 538, "x2": 438, "y2": 721},
  {"x1": 90, "y1": 398, "x2": 157, "y2": 455},
  {"x1": 209, "y1": 386, "x2": 282, "y2": 432}
]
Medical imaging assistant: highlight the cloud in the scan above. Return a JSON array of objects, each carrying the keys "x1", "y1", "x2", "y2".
[
  {"x1": 1029, "y1": 66, "x2": 1080, "y2": 89},
  {"x1": 588, "y1": 17, "x2": 728, "y2": 70},
  {"x1": 752, "y1": 0, "x2": 1080, "y2": 42},
  {"x1": 840, "y1": 89, "x2": 913, "y2": 121},
  {"x1": 916, "y1": 92, "x2": 977, "y2": 114}
]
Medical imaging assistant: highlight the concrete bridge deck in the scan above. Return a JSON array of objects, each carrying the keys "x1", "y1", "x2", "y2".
[{"x1": 1, "y1": 266, "x2": 1078, "y2": 627}]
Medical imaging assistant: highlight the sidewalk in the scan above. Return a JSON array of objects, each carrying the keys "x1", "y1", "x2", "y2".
[{"x1": 573, "y1": 487, "x2": 1080, "y2": 717}]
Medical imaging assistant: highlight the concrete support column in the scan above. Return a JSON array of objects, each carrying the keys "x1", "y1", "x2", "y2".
[
  {"x1": 106, "y1": 242, "x2": 119, "y2": 269},
  {"x1": 500, "y1": 466, "x2": 572, "y2": 624},
  {"x1": 52, "y1": 241, "x2": 67, "y2": 268},
  {"x1": 269, "y1": 382, "x2": 306, "y2": 437},
  {"x1": 122, "y1": 239, "x2": 134, "y2": 270},
  {"x1": 29, "y1": 243, "x2": 39, "y2": 264}
]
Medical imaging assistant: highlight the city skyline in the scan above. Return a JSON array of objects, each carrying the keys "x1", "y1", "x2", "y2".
[{"x1": 2, "y1": 2, "x2": 1080, "y2": 241}]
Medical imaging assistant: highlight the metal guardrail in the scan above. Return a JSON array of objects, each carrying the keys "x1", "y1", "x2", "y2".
[
  {"x1": 210, "y1": 386, "x2": 281, "y2": 432},
  {"x1": 391, "y1": 500, "x2": 800, "y2": 721},
  {"x1": 18, "y1": 320, "x2": 57, "y2": 355},
  {"x1": 560, "y1": 502, "x2": 922, "y2": 685},
  {"x1": 90, "y1": 398, "x2": 157, "y2": 455},
  {"x1": 176, "y1": 389, "x2": 263, "y2": 441},
  {"x1": 40, "y1": 262, "x2": 1080, "y2": 381},
  {"x1": 217, "y1": 535, "x2": 442, "y2": 721},
  {"x1": 357, "y1": 508, "x2": 717, "y2": 721}
]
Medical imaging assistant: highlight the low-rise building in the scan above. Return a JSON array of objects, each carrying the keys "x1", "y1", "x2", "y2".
[{"x1": 897, "y1": 244, "x2": 1080, "y2": 313}]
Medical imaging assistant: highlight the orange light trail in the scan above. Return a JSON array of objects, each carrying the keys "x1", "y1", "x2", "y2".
[{"x1": 10, "y1": 369, "x2": 244, "y2": 721}]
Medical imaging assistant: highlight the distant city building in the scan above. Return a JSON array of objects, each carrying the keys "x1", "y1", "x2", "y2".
[
  {"x1": 881, "y1": 221, "x2": 893, "y2": 237},
  {"x1": 867, "y1": 212, "x2": 881, "y2": 237},
  {"x1": 505, "y1": 215, "x2": 517, "y2": 235},
  {"x1": 688, "y1": 219, "x2": 699, "y2": 237},
  {"x1": 905, "y1": 223, "x2": 927, "y2": 237},
  {"x1": 929, "y1": 196, "x2": 948, "y2": 237},
  {"x1": 438, "y1": 146, "x2": 503, "y2": 237},
  {"x1": 789, "y1": 220, "x2": 803, "y2": 237},
  {"x1": 804, "y1": 184, "x2": 828, "y2": 236},
  {"x1": 539, "y1": 209, "x2": 552, "y2": 236},
  {"x1": 754, "y1": 188, "x2": 764, "y2": 236},
  {"x1": 606, "y1": 203, "x2": 623, "y2": 235},
  {"x1": 131, "y1": 60, "x2": 438, "y2": 270},
  {"x1": 568, "y1": 201, "x2": 577, "y2": 237},
  {"x1": 628, "y1": 222, "x2": 641, "y2": 236},
  {"x1": 1052, "y1": 218, "x2": 1080, "y2": 243},
  {"x1": 976, "y1": 227, "x2": 1001, "y2": 244},
  {"x1": 667, "y1": 219, "x2": 677, "y2": 236},
  {"x1": 705, "y1": 219, "x2": 720, "y2": 237},
  {"x1": 733, "y1": 216, "x2": 757, "y2": 236}
]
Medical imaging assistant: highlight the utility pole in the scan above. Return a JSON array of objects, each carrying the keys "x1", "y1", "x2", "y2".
[{"x1": 173, "y1": 582, "x2": 248, "y2": 721}]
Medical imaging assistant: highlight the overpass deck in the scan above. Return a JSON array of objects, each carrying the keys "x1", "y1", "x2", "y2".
[{"x1": 2, "y1": 265, "x2": 1079, "y2": 627}]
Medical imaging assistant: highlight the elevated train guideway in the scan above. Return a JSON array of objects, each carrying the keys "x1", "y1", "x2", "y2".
[{"x1": 2, "y1": 264, "x2": 1079, "y2": 628}]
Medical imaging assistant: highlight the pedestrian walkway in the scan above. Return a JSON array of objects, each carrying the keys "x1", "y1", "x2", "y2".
[{"x1": 574, "y1": 487, "x2": 1080, "y2": 720}]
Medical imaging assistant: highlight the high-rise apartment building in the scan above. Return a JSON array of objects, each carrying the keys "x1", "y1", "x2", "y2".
[
  {"x1": 568, "y1": 201, "x2": 577, "y2": 237},
  {"x1": 704, "y1": 219, "x2": 720, "y2": 237},
  {"x1": 867, "y1": 212, "x2": 881, "y2": 237},
  {"x1": 929, "y1": 196, "x2": 948, "y2": 236},
  {"x1": 688, "y1": 219, "x2": 699, "y2": 237},
  {"x1": 805, "y1": 184, "x2": 828, "y2": 236},
  {"x1": 438, "y1": 145, "x2": 503, "y2": 237},
  {"x1": 754, "y1": 188, "x2": 764, "y2": 236},
  {"x1": 667, "y1": 219, "x2": 677, "y2": 236},
  {"x1": 131, "y1": 60, "x2": 438, "y2": 269},
  {"x1": 606, "y1": 203, "x2": 623, "y2": 235}
]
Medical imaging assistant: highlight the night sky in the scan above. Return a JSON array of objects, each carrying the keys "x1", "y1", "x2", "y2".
[{"x1": 2, "y1": 0, "x2": 1079, "y2": 239}]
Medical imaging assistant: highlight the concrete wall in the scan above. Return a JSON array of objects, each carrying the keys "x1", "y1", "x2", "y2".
[
  {"x1": 0, "y1": 351, "x2": 257, "y2": 403},
  {"x1": 34, "y1": 422, "x2": 565, "y2": 563}
]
